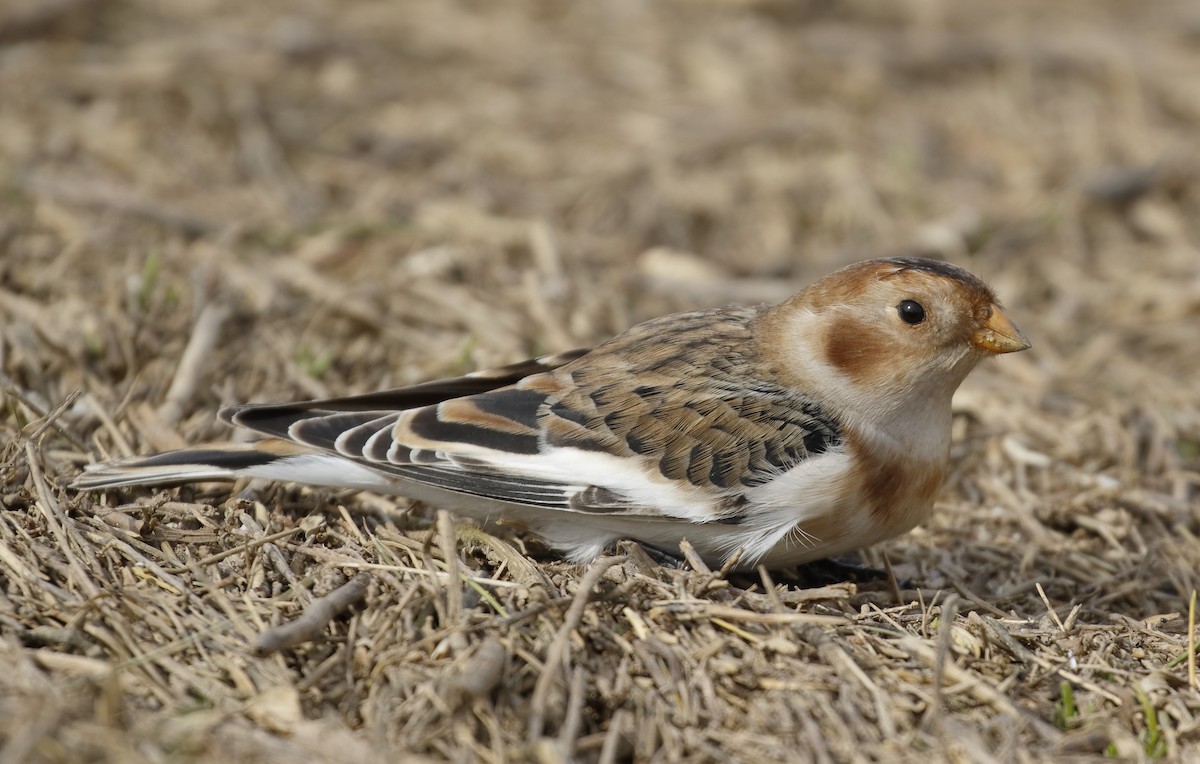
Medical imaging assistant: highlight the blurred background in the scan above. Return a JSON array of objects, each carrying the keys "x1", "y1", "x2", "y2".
[
  {"x1": 2, "y1": 0, "x2": 1198, "y2": 406},
  {"x1": 2, "y1": 0, "x2": 1199, "y2": 760}
]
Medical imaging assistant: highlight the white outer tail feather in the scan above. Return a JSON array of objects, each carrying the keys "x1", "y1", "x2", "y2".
[{"x1": 72, "y1": 450, "x2": 397, "y2": 493}]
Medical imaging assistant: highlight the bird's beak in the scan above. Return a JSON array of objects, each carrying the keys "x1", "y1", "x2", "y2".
[{"x1": 972, "y1": 305, "x2": 1030, "y2": 354}]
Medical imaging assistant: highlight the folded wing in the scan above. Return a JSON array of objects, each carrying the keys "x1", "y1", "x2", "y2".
[{"x1": 76, "y1": 309, "x2": 843, "y2": 528}]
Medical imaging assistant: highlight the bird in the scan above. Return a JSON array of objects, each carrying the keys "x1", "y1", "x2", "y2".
[{"x1": 74, "y1": 257, "x2": 1029, "y2": 570}]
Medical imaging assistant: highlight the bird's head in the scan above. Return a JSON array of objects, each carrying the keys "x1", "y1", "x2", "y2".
[{"x1": 762, "y1": 257, "x2": 1029, "y2": 424}]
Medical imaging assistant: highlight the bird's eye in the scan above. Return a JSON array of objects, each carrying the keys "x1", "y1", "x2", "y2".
[{"x1": 897, "y1": 300, "x2": 926, "y2": 325}]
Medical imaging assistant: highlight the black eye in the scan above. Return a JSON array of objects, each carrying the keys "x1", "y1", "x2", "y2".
[{"x1": 897, "y1": 300, "x2": 926, "y2": 325}]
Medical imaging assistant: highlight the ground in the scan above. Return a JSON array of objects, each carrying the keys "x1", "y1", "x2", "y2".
[{"x1": 1, "y1": 0, "x2": 1199, "y2": 761}]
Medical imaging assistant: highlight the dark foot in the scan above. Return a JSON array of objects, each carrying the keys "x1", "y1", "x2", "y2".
[
  {"x1": 612, "y1": 539, "x2": 687, "y2": 569},
  {"x1": 803, "y1": 556, "x2": 889, "y2": 583},
  {"x1": 753, "y1": 556, "x2": 911, "y2": 589}
]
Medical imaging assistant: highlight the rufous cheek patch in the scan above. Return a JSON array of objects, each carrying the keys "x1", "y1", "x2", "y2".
[{"x1": 823, "y1": 316, "x2": 894, "y2": 382}]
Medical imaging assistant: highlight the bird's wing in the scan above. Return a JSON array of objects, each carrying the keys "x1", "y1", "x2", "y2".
[
  {"x1": 221, "y1": 307, "x2": 844, "y2": 522},
  {"x1": 220, "y1": 348, "x2": 591, "y2": 416}
]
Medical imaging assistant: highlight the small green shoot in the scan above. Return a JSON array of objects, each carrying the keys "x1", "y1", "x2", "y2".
[
  {"x1": 296, "y1": 346, "x2": 334, "y2": 379},
  {"x1": 452, "y1": 337, "x2": 477, "y2": 375},
  {"x1": 1134, "y1": 686, "x2": 1167, "y2": 759},
  {"x1": 138, "y1": 251, "x2": 162, "y2": 312},
  {"x1": 1055, "y1": 681, "x2": 1078, "y2": 729},
  {"x1": 1175, "y1": 438, "x2": 1199, "y2": 462}
]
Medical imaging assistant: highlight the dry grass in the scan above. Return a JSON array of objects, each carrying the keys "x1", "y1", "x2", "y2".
[{"x1": 2, "y1": 0, "x2": 1200, "y2": 761}]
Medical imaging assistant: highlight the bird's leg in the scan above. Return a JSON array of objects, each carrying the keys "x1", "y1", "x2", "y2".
[
  {"x1": 612, "y1": 539, "x2": 687, "y2": 569},
  {"x1": 789, "y1": 556, "x2": 894, "y2": 586},
  {"x1": 813, "y1": 556, "x2": 888, "y2": 580}
]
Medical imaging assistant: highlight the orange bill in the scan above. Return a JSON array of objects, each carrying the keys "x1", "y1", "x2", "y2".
[{"x1": 973, "y1": 305, "x2": 1030, "y2": 354}]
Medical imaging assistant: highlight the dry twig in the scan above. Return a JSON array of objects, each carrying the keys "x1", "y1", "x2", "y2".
[{"x1": 253, "y1": 572, "x2": 372, "y2": 656}]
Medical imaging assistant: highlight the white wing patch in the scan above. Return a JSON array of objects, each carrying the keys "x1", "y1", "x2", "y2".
[{"x1": 462, "y1": 445, "x2": 726, "y2": 520}]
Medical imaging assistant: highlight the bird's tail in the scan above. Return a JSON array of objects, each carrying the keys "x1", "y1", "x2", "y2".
[{"x1": 71, "y1": 441, "x2": 395, "y2": 493}]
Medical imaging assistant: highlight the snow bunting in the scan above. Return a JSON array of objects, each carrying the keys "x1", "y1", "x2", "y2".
[{"x1": 74, "y1": 257, "x2": 1029, "y2": 569}]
